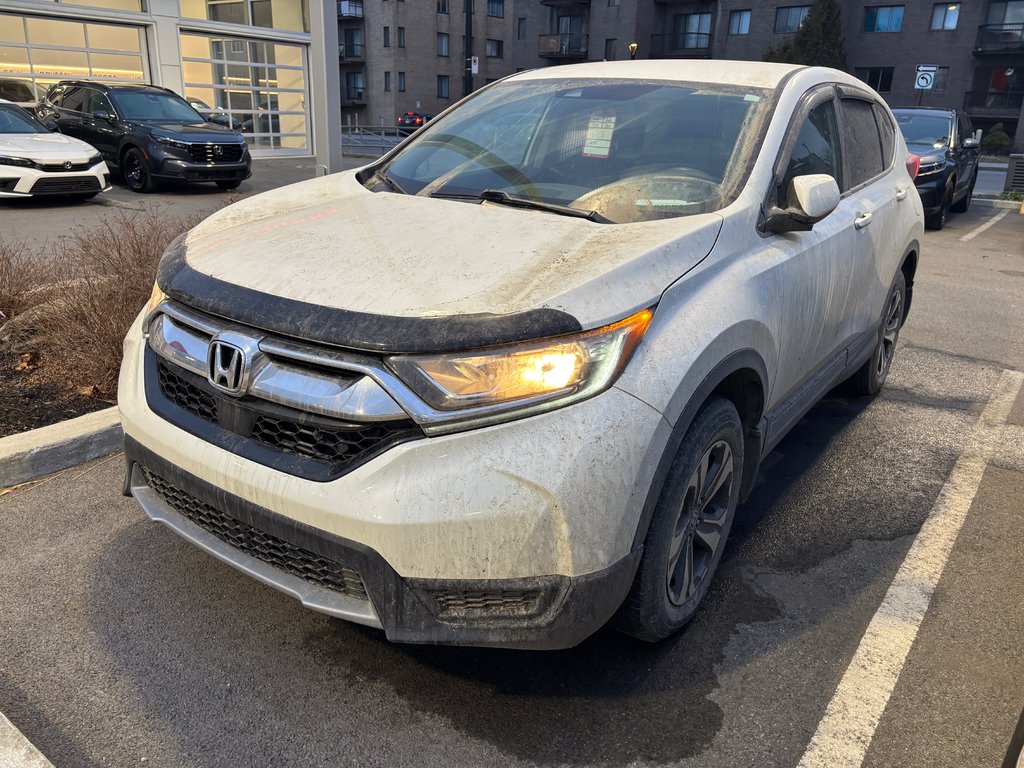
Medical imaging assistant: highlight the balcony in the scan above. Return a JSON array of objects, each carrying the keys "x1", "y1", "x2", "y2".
[
  {"x1": 343, "y1": 88, "x2": 366, "y2": 106},
  {"x1": 338, "y1": 0, "x2": 363, "y2": 18},
  {"x1": 963, "y1": 90, "x2": 1024, "y2": 118},
  {"x1": 974, "y1": 23, "x2": 1024, "y2": 54},
  {"x1": 339, "y1": 42, "x2": 365, "y2": 61},
  {"x1": 538, "y1": 33, "x2": 589, "y2": 58},
  {"x1": 649, "y1": 33, "x2": 712, "y2": 58}
]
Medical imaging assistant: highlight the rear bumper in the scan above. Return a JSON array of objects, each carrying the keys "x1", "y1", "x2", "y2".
[{"x1": 124, "y1": 436, "x2": 641, "y2": 649}]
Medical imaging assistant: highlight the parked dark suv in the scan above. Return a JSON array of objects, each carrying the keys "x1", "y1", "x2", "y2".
[
  {"x1": 891, "y1": 107, "x2": 980, "y2": 230},
  {"x1": 36, "y1": 82, "x2": 251, "y2": 193}
]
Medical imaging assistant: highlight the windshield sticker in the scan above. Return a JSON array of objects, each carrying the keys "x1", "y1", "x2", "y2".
[{"x1": 582, "y1": 112, "x2": 616, "y2": 158}]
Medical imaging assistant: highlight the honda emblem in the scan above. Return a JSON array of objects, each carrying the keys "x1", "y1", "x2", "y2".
[{"x1": 208, "y1": 340, "x2": 246, "y2": 394}]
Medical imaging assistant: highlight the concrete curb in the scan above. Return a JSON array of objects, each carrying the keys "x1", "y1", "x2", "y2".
[
  {"x1": 973, "y1": 198, "x2": 1023, "y2": 210},
  {"x1": 0, "y1": 711, "x2": 54, "y2": 768},
  {"x1": 0, "y1": 407, "x2": 122, "y2": 489}
]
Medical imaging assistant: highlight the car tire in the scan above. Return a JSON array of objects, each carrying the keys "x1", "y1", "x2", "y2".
[
  {"x1": 950, "y1": 174, "x2": 975, "y2": 213},
  {"x1": 925, "y1": 186, "x2": 952, "y2": 230},
  {"x1": 616, "y1": 395, "x2": 743, "y2": 642},
  {"x1": 216, "y1": 180, "x2": 242, "y2": 190},
  {"x1": 122, "y1": 148, "x2": 154, "y2": 193},
  {"x1": 849, "y1": 269, "x2": 907, "y2": 397}
]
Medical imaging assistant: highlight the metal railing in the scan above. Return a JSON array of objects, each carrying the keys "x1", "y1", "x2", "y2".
[
  {"x1": 339, "y1": 42, "x2": 365, "y2": 60},
  {"x1": 649, "y1": 32, "x2": 712, "y2": 56},
  {"x1": 338, "y1": 0, "x2": 364, "y2": 17},
  {"x1": 975, "y1": 22, "x2": 1024, "y2": 52},
  {"x1": 538, "y1": 33, "x2": 589, "y2": 57},
  {"x1": 340, "y1": 126, "x2": 406, "y2": 157},
  {"x1": 963, "y1": 90, "x2": 1024, "y2": 113}
]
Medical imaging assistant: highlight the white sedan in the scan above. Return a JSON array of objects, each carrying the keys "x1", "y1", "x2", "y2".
[{"x1": 0, "y1": 98, "x2": 110, "y2": 199}]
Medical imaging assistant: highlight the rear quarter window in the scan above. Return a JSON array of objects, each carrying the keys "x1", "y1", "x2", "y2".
[
  {"x1": 841, "y1": 98, "x2": 884, "y2": 190},
  {"x1": 872, "y1": 104, "x2": 896, "y2": 167}
]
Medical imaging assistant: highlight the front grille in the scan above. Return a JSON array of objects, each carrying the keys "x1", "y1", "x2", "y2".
[
  {"x1": 30, "y1": 177, "x2": 100, "y2": 194},
  {"x1": 188, "y1": 143, "x2": 245, "y2": 163},
  {"x1": 37, "y1": 160, "x2": 96, "y2": 173},
  {"x1": 142, "y1": 467, "x2": 369, "y2": 600},
  {"x1": 156, "y1": 360, "x2": 418, "y2": 471},
  {"x1": 429, "y1": 589, "x2": 544, "y2": 617}
]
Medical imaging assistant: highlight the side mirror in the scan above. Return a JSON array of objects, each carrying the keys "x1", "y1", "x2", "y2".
[
  {"x1": 93, "y1": 110, "x2": 113, "y2": 122},
  {"x1": 963, "y1": 137, "x2": 980, "y2": 150},
  {"x1": 763, "y1": 174, "x2": 841, "y2": 234}
]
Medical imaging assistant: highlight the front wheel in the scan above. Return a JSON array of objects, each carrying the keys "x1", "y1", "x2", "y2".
[
  {"x1": 950, "y1": 174, "x2": 975, "y2": 213},
  {"x1": 849, "y1": 270, "x2": 906, "y2": 396},
  {"x1": 122, "y1": 148, "x2": 154, "y2": 193},
  {"x1": 616, "y1": 396, "x2": 743, "y2": 642}
]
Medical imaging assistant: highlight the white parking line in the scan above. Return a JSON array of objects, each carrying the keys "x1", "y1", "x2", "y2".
[
  {"x1": 959, "y1": 210, "x2": 1009, "y2": 242},
  {"x1": 0, "y1": 711, "x2": 54, "y2": 768},
  {"x1": 797, "y1": 368, "x2": 1024, "y2": 768}
]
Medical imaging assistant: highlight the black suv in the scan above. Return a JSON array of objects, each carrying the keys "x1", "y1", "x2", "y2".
[
  {"x1": 36, "y1": 82, "x2": 251, "y2": 193},
  {"x1": 892, "y1": 107, "x2": 980, "y2": 230}
]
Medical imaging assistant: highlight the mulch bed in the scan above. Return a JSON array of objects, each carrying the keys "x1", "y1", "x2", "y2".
[{"x1": 0, "y1": 352, "x2": 110, "y2": 439}]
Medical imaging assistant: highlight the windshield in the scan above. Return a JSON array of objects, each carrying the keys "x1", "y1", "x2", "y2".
[
  {"x1": 0, "y1": 79, "x2": 41, "y2": 103},
  {"x1": 0, "y1": 104, "x2": 47, "y2": 134},
  {"x1": 380, "y1": 78, "x2": 772, "y2": 224},
  {"x1": 111, "y1": 91, "x2": 204, "y2": 122},
  {"x1": 894, "y1": 113, "x2": 953, "y2": 147}
]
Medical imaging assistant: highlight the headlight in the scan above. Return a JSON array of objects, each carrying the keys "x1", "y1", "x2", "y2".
[
  {"x1": 0, "y1": 155, "x2": 34, "y2": 167},
  {"x1": 156, "y1": 136, "x2": 190, "y2": 151},
  {"x1": 141, "y1": 281, "x2": 167, "y2": 333},
  {"x1": 917, "y1": 162, "x2": 943, "y2": 176},
  {"x1": 88, "y1": 153, "x2": 102, "y2": 166},
  {"x1": 387, "y1": 307, "x2": 653, "y2": 421}
]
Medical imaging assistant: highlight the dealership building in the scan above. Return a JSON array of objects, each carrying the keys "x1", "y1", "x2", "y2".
[{"x1": 0, "y1": 0, "x2": 322, "y2": 156}]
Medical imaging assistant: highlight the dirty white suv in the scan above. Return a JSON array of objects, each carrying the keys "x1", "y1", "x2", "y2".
[{"x1": 119, "y1": 61, "x2": 923, "y2": 649}]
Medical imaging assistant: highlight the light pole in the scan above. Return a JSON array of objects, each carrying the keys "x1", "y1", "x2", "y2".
[{"x1": 628, "y1": 42, "x2": 638, "y2": 60}]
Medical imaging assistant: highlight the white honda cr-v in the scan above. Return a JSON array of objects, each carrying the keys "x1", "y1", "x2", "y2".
[{"x1": 119, "y1": 60, "x2": 923, "y2": 649}]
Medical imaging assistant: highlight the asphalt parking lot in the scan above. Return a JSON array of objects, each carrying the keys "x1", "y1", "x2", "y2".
[{"x1": 1, "y1": 202, "x2": 1023, "y2": 768}]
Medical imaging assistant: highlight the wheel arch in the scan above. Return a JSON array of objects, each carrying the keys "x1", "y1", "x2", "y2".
[{"x1": 899, "y1": 243, "x2": 918, "y2": 322}]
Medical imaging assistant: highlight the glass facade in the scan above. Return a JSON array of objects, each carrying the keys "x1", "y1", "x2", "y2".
[
  {"x1": 0, "y1": 13, "x2": 146, "y2": 95},
  {"x1": 180, "y1": 32, "x2": 309, "y2": 151},
  {"x1": 180, "y1": 0, "x2": 309, "y2": 33}
]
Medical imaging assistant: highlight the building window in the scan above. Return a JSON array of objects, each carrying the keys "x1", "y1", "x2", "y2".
[
  {"x1": 775, "y1": 6, "x2": 810, "y2": 33},
  {"x1": 437, "y1": 0, "x2": 449, "y2": 12},
  {"x1": 180, "y1": 0, "x2": 310, "y2": 33},
  {"x1": 517, "y1": 17, "x2": 526, "y2": 40},
  {"x1": 931, "y1": 2, "x2": 959, "y2": 29},
  {"x1": 854, "y1": 66, "x2": 895, "y2": 92},
  {"x1": 487, "y1": 0, "x2": 504, "y2": 18},
  {"x1": 729, "y1": 9, "x2": 751, "y2": 34},
  {"x1": 398, "y1": 71, "x2": 406, "y2": 91},
  {"x1": 437, "y1": 32, "x2": 449, "y2": 56},
  {"x1": 608, "y1": 0, "x2": 619, "y2": 6},
  {"x1": 397, "y1": 27, "x2": 405, "y2": 47},
  {"x1": 605, "y1": 38, "x2": 617, "y2": 60},
  {"x1": 345, "y1": 71, "x2": 365, "y2": 101},
  {"x1": 864, "y1": 6, "x2": 905, "y2": 32},
  {"x1": 437, "y1": 74, "x2": 450, "y2": 98},
  {"x1": 384, "y1": 70, "x2": 391, "y2": 91},
  {"x1": 485, "y1": 38, "x2": 503, "y2": 57},
  {"x1": 675, "y1": 12, "x2": 711, "y2": 49},
  {"x1": 383, "y1": 26, "x2": 390, "y2": 47}
]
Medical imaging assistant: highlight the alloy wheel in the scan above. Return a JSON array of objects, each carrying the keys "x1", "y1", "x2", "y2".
[
  {"x1": 125, "y1": 153, "x2": 144, "y2": 190},
  {"x1": 666, "y1": 439, "x2": 734, "y2": 606},
  {"x1": 875, "y1": 286, "x2": 904, "y2": 378}
]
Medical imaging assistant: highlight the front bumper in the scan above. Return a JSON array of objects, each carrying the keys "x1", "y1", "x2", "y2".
[
  {"x1": 913, "y1": 173, "x2": 948, "y2": 214},
  {"x1": 151, "y1": 146, "x2": 251, "y2": 183},
  {"x1": 118, "y1": 312, "x2": 667, "y2": 647},
  {"x1": 0, "y1": 161, "x2": 111, "y2": 197}
]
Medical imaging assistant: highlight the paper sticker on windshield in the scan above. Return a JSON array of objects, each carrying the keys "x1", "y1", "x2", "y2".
[{"x1": 582, "y1": 112, "x2": 616, "y2": 158}]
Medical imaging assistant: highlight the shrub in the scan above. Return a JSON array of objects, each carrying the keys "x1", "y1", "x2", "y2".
[
  {"x1": 32, "y1": 206, "x2": 197, "y2": 396},
  {"x1": 980, "y1": 122, "x2": 1012, "y2": 155},
  {"x1": 0, "y1": 238, "x2": 53, "y2": 323}
]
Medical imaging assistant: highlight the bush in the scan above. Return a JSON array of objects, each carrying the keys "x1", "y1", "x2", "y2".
[
  {"x1": 0, "y1": 238, "x2": 53, "y2": 323},
  {"x1": 19, "y1": 207, "x2": 197, "y2": 396},
  {"x1": 980, "y1": 122, "x2": 1012, "y2": 155}
]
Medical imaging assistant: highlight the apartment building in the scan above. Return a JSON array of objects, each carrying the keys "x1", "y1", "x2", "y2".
[
  {"x1": 512, "y1": 0, "x2": 1024, "y2": 149},
  {"x1": 337, "y1": 0, "x2": 518, "y2": 128}
]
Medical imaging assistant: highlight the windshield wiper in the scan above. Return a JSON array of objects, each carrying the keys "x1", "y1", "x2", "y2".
[
  {"x1": 374, "y1": 169, "x2": 406, "y2": 194},
  {"x1": 472, "y1": 189, "x2": 613, "y2": 223}
]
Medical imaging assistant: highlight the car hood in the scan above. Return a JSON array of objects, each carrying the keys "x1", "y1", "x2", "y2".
[
  {"x1": 0, "y1": 132, "x2": 98, "y2": 161},
  {"x1": 143, "y1": 122, "x2": 243, "y2": 140},
  {"x1": 906, "y1": 141, "x2": 948, "y2": 164},
  {"x1": 162, "y1": 171, "x2": 723, "y2": 350}
]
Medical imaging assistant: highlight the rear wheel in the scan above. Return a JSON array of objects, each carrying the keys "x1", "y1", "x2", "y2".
[
  {"x1": 849, "y1": 270, "x2": 906, "y2": 396},
  {"x1": 617, "y1": 396, "x2": 743, "y2": 642},
  {"x1": 216, "y1": 179, "x2": 242, "y2": 190},
  {"x1": 122, "y1": 148, "x2": 153, "y2": 193}
]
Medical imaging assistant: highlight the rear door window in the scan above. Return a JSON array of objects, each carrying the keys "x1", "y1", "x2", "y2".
[
  {"x1": 86, "y1": 89, "x2": 114, "y2": 116},
  {"x1": 840, "y1": 98, "x2": 885, "y2": 190},
  {"x1": 872, "y1": 104, "x2": 896, "y2": 168},
  {"x1": 779, "y1": 98, "x2": 844, "y2": 203},
  {"x1": 60, "y1": 87, "x2": 87, "y2": 113}
]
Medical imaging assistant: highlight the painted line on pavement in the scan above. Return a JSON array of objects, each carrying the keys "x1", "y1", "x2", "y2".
[
  {"x1": 959, "y1": 209, "x2": 1009, "y2": 241},
  {"x1": 797, "y1": 368, "x2": 1024, "y2": 768},
  {"x1": 0, "y1": 711, "x2": 54, "y2": 768}
]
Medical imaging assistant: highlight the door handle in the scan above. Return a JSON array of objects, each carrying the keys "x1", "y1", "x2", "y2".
[
  {"x1": 895, "y1": 187, "x2": 909, "y2": 201},
  {"x1": 854, "y1": 212, "x2": 873, "y2": 229}
]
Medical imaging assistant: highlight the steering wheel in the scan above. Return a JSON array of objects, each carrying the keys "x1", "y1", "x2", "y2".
[
  {"x1": 419, "y1": 134, "x2": 540, "y2": 196},
  {"x1": 571, "y1": 169, "x2": 721, "y2": 222}
]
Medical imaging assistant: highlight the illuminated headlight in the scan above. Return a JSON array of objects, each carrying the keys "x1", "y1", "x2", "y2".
[
  {"x1": 0, "y1": 155, "x2": 34, "y2": 167},
  {"x1": 917, "y1": 162, "x2": 944, "y2": 177},
  {"x1": 156, "y1": 136, "x2": 191, "y2": 151},
  {"x1": 387, "y1": 308, "x2": 653, "y2": 422}
]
